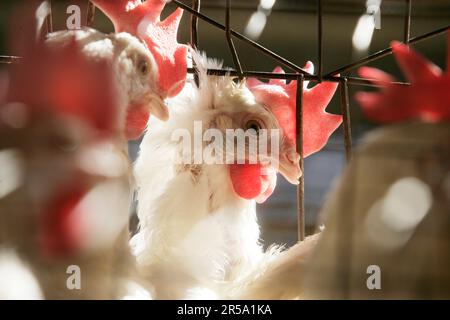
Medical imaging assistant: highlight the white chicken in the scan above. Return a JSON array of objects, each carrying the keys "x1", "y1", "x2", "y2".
[
  {"x1": 45, "y1": 28, "x2": 168, "y2": 141},
  {"x1": 131, "y1": 52, "x2": 340, "y2": 299}
]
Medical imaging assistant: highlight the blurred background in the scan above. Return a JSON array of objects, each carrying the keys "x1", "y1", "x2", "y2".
[{"x1": 1, "y1": 0, "x2": 449, "y2": 247}]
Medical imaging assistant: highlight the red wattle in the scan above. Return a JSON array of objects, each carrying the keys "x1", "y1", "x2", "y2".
[
  {"x1": 125, "y1": 105, "x2": 150, "y2": 140},
  {"x1": 229, "y1": 164, "x2": 277, "y2": 203}
]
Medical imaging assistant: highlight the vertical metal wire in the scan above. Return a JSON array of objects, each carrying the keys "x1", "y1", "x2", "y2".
[
  {"x1": 86, "y1": 1, "x2": 96, "y2": 27},
  {"x1": 296, "y1": 74, "x2": 306, "y2": 242},
  {"x1": 340, "y1": 78, "x2": 353, "y2": 162},
  {"x1": 317, "y1": 0, "x2": 323, "y2": 82},
  {"x1": 191, "y1": 0, "x2": 200, "y2": 48},
  {"x1": 191, "y1": 0, "x2": 201, "y2": 86},
  {"x1": 337, "y1": 80, "x2": 355, "y2": 297},
  {"x1": 404, "y1": 0, "x2": 412, "y2": 44},
  {"x1": 46, "y1": 0, "x2": 53, "y2": 34},
  {"x1": 225, "y1": 0, "x2": 243, "y2": 80}
]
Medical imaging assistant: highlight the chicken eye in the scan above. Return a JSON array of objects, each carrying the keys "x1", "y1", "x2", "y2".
[
  {"x1": 137, "y1": 60, "x2": 149, "y2": 76},
  {"x1": 244, "y1": 120, "x2": 263, "y2": 134}
]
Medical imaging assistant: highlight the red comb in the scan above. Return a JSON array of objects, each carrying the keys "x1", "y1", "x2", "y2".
[
  {"x1": 92, "y1": 0, "x2": 188, "y2": 98},
  {"x1": 355, "y1": 32, "x2": 450, "y2": 123},
  {"x1": 247, "y1": 62, "x2": 342, "y2": 157}
]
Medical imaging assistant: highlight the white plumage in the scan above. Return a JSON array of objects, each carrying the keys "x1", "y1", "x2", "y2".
[
  {"x1": 46, "y1": 27, "x2": 168, "y2": 138},
  {"x1": 131, "y1": 52, "x2": 314, "y2": 299},
  {"x1": 0, "y1": 251, "x2": 43, "y2": 300}
]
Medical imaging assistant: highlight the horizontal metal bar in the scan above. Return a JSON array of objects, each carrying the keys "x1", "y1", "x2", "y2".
[
  {"x1": 183, "y1": 2, "x2": 450, "y2": 18},
  {"x1": 186, "y1": 67, "x2": 410, "y2": 87},
  {"x1": 0, "y1": 55, "x2": 409, "y2": 87},
  {"x1": 0, "y1": 56, "x2": 21, "y2": 64},
  {"x1": 325, "y1": 25, "x2": 449, "y2": 76}
]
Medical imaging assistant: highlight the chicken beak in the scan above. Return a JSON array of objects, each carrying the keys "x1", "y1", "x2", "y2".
[
  {"x1": 148, "y1": 95, "x2": 169, "y2": 122},
  {"x1": 278, "y1": 150, "x2": 302, "y2": 185}
]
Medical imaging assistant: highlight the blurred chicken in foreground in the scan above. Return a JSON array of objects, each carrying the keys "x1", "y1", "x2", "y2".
[
  {"x1": 302, "y1": 122, "x2": 450, "y2": 299},
  {"x1": 0, "y1": 6, "x2": 151, "y2": 299},
  {"x1": 0, "y1": 0, "x2": 191, "y2": 299},
  {"x1": 302, "y1": 33, "x2": 450, "y2": 299}
]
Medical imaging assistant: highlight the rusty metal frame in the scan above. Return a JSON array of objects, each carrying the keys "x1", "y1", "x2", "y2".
[
  {"x1": 171, "y1": 0, "x2": 448, "y2": 243},
  {"x1": 0, "y1": 0, "x2": 449, "y2": 243}
]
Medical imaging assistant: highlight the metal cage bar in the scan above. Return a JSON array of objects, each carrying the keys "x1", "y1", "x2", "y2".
[
  {"x1": 326, "y1": 25, "x2": 448, "y2": 77},
  {"x1": 186, "y1": 68, "x2": 410, "y2": 87},
  {"x1": 0, "y1": 56, "x2": 21, "y2": 64},
  {"x1": 190, "y1": 0, "x2": 201, "y2": 85},
  {"x1": 190, "y1": 0, "x2": 200, "y2": 49},
  {"x1": 296, "y1": 74, "x2": 306, "y2": 242},
  {"x1": 404, "y1": 0, "x2": 412, "y2": 44},
  {"x1": 317, "y1": 0, "x2": 323, "y2": 82},
  {"x1": 339, "y1": 78, "x2": 353, "y2": 162},
  {"x1": 225, "y1": 0, "x2": 243, "y2": 80},
  {"x1": 46, "y1": 0, "x2": 53, "y2": 34},
  {"x1": 86, "y1": 1, "x2": 96, "y2": 27},
  {"x1": 172, "y1": 0, "x2": 311, "y2": 75}
]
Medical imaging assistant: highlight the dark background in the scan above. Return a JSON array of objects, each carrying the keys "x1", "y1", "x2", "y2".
[{"x1": 0, "y1": 0, "x2": 449, "y2": 247}]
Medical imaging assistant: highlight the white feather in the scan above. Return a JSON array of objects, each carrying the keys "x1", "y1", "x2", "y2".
[
  {"x1": 0, "y1": 250, "x2": 43, "y2": 300},
  {"x1": 132, "y1": 52, "x2": 285, "y2": 299}
]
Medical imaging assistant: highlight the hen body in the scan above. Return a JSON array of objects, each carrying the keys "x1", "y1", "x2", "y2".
[{"x1": 132, "y1": 54, "x2": 307, "y2": 299}]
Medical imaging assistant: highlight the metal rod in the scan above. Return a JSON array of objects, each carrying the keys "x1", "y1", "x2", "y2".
[
  {"x1": 190, "y1": 0, "x2": 201, "y2": 86},
  {"x1": 86, "y1": 1, "x2": 96, "y2": 27},
  {"x1": 326, "y1": 25, "x2": 449, "y2": 76},
  {"x1": 317, "y1": 0, "x2": 323, "y2": 82},
  {"x1": 404, "y1": 0, "x2": 412, "y2": 44},
  {"x1": 190, "y1": 0, "x2": 200, "y2": 49},
  {"x1": 46, "y1": 0, "x2": 53, "y2": 33},
  {"x1": 171, "y1": 0, "x2": 311, "y2": 75},
  {"x1": 296, "y1": 74, "x2": 306, "y2": 242},
  {"x1": 0, "y1": 52, "x2": 408, "y2": 88},
  {"x1": 339, "y1": 78, "x2": 353, "y2": 162},
  {"x1": 186, "y1": 68, "x2": 410, "y2": 87},
  {"x1": 0, "y1": 56, "x2": 21, "y2": 64},
  {"x1": 225, "y1": 0, "x2": 243, "y2": 80}
]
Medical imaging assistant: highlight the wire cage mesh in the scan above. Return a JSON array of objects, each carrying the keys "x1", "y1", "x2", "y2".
[
  {"x1": 1, "y1": 0, "x2": 449, "y2": 238},
  {"x1": 0, "y1": 0, "x2": 449, "y2": 299}
]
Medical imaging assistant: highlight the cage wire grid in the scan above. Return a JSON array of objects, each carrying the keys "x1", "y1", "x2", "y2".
[{"x1": 0, "y1": 0, "x2": 449, "y2": 245}]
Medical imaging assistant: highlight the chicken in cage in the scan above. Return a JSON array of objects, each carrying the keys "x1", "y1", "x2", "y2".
[{"x1": 0, "y1": 0, "x2": 449, "y2": 302}]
